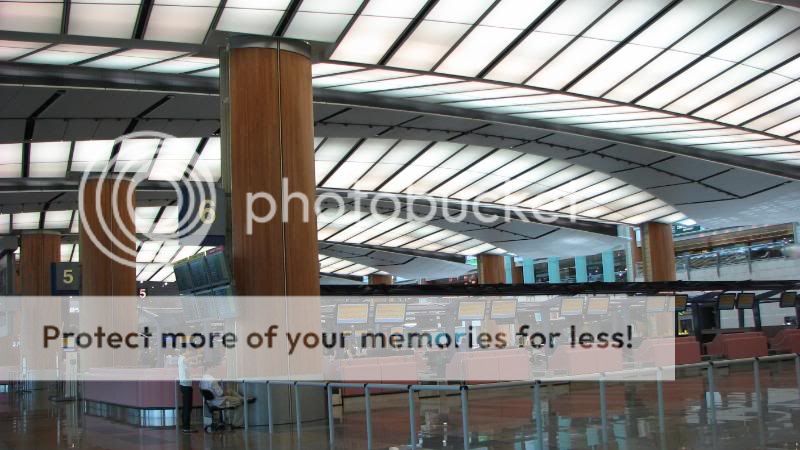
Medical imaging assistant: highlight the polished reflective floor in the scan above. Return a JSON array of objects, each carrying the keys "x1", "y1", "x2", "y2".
[{"x1": 2, "y1": 360, "x2": 800, "y2": 449}]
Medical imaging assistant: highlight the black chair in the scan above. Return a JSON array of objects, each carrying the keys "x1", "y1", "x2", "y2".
[{"x1": 200, "y1": 389, "x2": 236, "y2": 432}]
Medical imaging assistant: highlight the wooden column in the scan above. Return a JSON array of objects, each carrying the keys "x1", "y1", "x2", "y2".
[
  {"x1": 19, "y1": 232, "x2": 60, "y2": 295},
  {"x1": 227, "y1": 37, "x2": 319, "y2": 296},
  {"x1": 640, "y1": 222, "x2": 676, "y2": 282},
  {"x1": 368, "y1": 274, "x2": 393, "y2": 285},
  {"x1": 477, "y1": 254, "x2": 506, "y2": 284},
  {"x1": 19, "y1": 232, "x2": 60, "y2": 371},
  {"x1": 79, "y1": 177, "x2": 137, "y2": 296}
]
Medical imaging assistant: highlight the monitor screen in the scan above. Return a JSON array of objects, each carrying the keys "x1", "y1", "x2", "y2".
[
  {"x1": 174, "y1": 263, "x2": 193, "y2": 292},
  {"x1": 336, "y1": 304, "x2": 369, "y2": 325},
  {"x1": 672, "y1": 295, "x2": 689, "y2": 312},
  {"x1": 188, "y1": 258, "x2": 210, "y2": 288},
  {"x1": 717, "y1": 293, "x2": 736, "y2": 311},
  {"x1": 534, "y1": 312, "x2": 543, "y2": 322},
  {"x1": 375, "y1": 303, "x2": 406, "y2": 323},
  {"x1": 205, "y1": 252, "x2": 230, "y2": 284},
  {"x1": 780, "y1": 292, "x2": 797, "y2": 308},
  {"x1": 490, "y1": 300, "x2": 517, "y2": 319},
  {"x1": 646, "y1": 296, "x2": 666, "y2": 313},
  {"x1": 736, "y1": 293, "x2": 756, "y2": 309},
  {"x1": 586, "y1": 297, "x2": 610, "y2": 315},
  {"x1": 458, "y1": 302, "x2": 486, "y2": 321},
  {"x1": 560, "y1": 297, "x2": 584, "y2": 316}
]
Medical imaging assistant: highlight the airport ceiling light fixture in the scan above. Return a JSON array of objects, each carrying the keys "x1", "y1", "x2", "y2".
[
  {"x1": 0, "y1": 136, "x2": 686, "y2": 225},
  {"x1": 318, "y1": 253, "x2": 387, "y2": 277},
  {"x1": 1, "y1": 1, "x2": 799, "y2": 172},
  {"x1": 314, "y1": 137, "x2": 684, "y2": 225},
  {"x1": 316, "y1": 208, "x2": 506, "y2": 257}
]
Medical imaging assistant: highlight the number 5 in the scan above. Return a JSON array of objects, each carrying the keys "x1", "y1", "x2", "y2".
[{"x1": 63, "y1": 269, "x2": 74, "y2": 285}]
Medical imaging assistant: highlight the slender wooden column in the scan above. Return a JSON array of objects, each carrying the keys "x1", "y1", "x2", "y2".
[
  {"x1": 368, "y1": 274, "x2": 393, "y2": 285},
  {"x1": 79, "y1": 177, "x2": 137, "y2": 295},
  {"x1": 19, "y1": 232, "x2": 60, "y2": 295},
  {"x1": 18, "y1": 232, "x2": 60, "y2": 371},
  {"x1": 227, "y1": 37, "x2": 319, "y2": 296},
  {"x1": 640, "y1": 222, "x2": 676, "y2": 282},
  {"x1": 477, "y1": 254, "x2": 506, "y2": 284}
]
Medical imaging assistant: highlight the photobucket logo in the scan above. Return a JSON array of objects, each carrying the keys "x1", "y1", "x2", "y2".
[{"x1": 78, "y1": 132, "x2": 217, "y2": 268}]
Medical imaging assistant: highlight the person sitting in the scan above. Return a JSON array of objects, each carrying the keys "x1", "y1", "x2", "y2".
[{"x1": 199, "y1": 375, "x2": 250, "y2": 428}]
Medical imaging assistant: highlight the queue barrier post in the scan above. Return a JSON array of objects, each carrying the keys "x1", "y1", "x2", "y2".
[
  {"x1": 409, "y1": 387, "x2": 417, "y2": 450},
  {"x1": 460, "y1": 385, "x2": 469, "y2": 450},
  {"x1": 365, "y1": 384, "x2": 373, "y2": 450},
  {"x1": 534, "y1": 381, "x2": 544, "y2": 450},
  {"x1": 242, "y1": 380, "x2": 248, "y2": 430},
  {"x1": 266, "y1": 381, "x2": 273, "y2": 434},
  {"x1": 294, "y1": 382, "x2": 302, "y2": 440},
  {"x1": 599, "y1": 374, "x2": 608, "y2": 445},
  {"x1": 326, "y1": 383, "x2": 335, "y2": 447}
]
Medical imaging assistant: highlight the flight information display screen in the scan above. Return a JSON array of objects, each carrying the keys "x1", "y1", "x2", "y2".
[
  {"x1": 336, "y1": 304, "x2": 369, "y2": 325},
  {"x1": 780, "y1": 292, "x2": 797, "y2": 308},
  {"x1": 490, "y1": 300, "x2": 517, "y2": 319},
  {"x1": 374, "y1": 303, "x2": 406, "y2": 323},
  {"x1": 560, "y1": 297, "x2": 584, "y2": 316},
  {"x1": 586, "y1": 297, "x2": 610, "y2": 315},
  {"x1": 458, "y1": 302, "x2": 486, "y2": 321},
  {"x1": 736, "y1": 293, "x2": 756, "y2": 309},
  {"x1": 717, "y1": 293, "x2": 736, "y2": 311}
]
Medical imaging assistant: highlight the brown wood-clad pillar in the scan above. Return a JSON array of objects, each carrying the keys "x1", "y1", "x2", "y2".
[
  {"x1": 477, "y1": 254, "x2": 506, "y2": 284},
  {"x1": 19, "y1": 232, "x2": 60, "y2": 296},
  {"x1": 227, "y1": 37, "x2": 319, "y2": 296},
  {"x1": 368, "y1": 274, "x2": 393, "y2": 285},
  {"x1": 640, "y1": 222, "x2": 676, "y2": 282},
  {"x1": 19, "y1": 232, "x2": 60, "y2": 371},
  {"x1": 79, "y1": 177, "x2": 137, "y2": 296}
]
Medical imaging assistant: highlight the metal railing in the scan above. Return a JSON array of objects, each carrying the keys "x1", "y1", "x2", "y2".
[
  {"x1": 676, "y1": 242, "x2": 789, "y2": 279},
  {"x1": 173, "y1": 353, "x2": 800, "y2": 450}
]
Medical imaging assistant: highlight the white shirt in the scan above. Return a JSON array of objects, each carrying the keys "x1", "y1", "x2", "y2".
[
  {"x1": 199, "y1": 375, "x2": 225, "y2": 407},
  {"x1": 177, "y1": 355, "x2": 191, "y2": 387}
]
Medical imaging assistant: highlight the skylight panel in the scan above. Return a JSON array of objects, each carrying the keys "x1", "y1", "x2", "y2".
[
  {"x1": 13, "y1": 212, "x2": 41, "y2": 231},
  {"x1": 0, "y1": 144, "x2": 22, "y2": 178},
  {"x1": 666, "y1": 64, "x2": 763, "y2": 114},
  {"x1": 568, "y1": 44, "x2": 662, "y2": 97},
  {"x1": 18, "y1": 44, "x2": 116, "y2": 65},
  {"x1": 636, "y1": 58, "x2": 734, "y2": 109},
  {"x1": 115, "y1": 139, "x2": 161, "y2": 173},
  {"x1": 485, "y1": 31, "x2": 572, "y2": 84},
  {"x1": 216, "y1": 0, "x2": 289, "y2": 35},
  {"x1": 312, "y1": 63, "x2": 362, "y2": 77},
  {"x1": 82, "y1": 49, "x2": 185, "y2": 70},
  {"x1": 30, "y1": 141, "x2": 70, "y2": 178},
  {"x1": 388, "y1": 22, "x2": 471, "y2": 71},
  {"x1": 767, "y1": 116, "x2": 800, "y2": 136},
  {"x1": 632, "y1": 0, "x2": 729, "y2": 49},
  {"x1": 71, "y1": 140, "x2": 113, "y2": 173},
  {"x1": 149, "y1": 138, "x2": 199, "y2": 181},
  {"x1": 605, "y1": 51, "x2": 697, "y2": 103},
  {"x1": 331, "y1": 75, "x2": 454, "y2": 94},
  {"x1": 190, "y1": 137, "x2": 221, "y2": 182},
  {"x1": 69, "y1": 0, "x2": 141, "y2": 38},
  {"x1": 0, "y1": 40, "x2": 48, "y2": 61},
  {"x1": 527, "y1": 38, "x2": 616, "y2": 90},
  {"x1": 138, "y1": 56, "x2": 218, "y2": 74},
  {"x1": 44, "y1": 210, "x2": 72, "y2": 230},
  {"x1": 0, "y1": 1, "x2": 62, "y2": 33},
  {"x1": 693, "y1": 73, "x2": 791, "y2": 120},
  {"x1": 671, "y1": 0, "x2": 771, "y2": 55},
  {"x1": 145, "y1": 0, "x2": 219, "y2": 44},
  {"x1": 331, "y1": 8, "x2": 412, "y2": 63},
  {"x1": 719, "y1": 82, "x2": 800, "y2": 125}
]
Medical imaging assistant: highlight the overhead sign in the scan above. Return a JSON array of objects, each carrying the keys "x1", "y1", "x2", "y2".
[{"x1": 52, "y1": 262, "x2": 80, "y2": 295}]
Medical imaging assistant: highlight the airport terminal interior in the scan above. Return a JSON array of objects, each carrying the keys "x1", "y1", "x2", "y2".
[{"x1": 1, "y1": 0, "x2": 800, "y2": 449}]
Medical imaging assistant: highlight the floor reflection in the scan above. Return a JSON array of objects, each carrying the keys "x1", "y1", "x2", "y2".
[{"x1": 0, "y1": 361, "x2": 799, "y2": 449}]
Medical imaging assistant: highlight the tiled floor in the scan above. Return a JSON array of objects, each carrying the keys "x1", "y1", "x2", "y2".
[{"x1": 1, "y1": 360, "x2": 800, "y2": 449}]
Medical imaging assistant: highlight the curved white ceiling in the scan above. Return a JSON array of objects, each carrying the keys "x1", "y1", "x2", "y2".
[{"x1": 1, "y1": 1, "x2": 798, "y2": 169}]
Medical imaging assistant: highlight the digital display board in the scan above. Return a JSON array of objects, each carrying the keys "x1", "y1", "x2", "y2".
[
  {"x1": 458, "y1": 302, "x2": 486, "y2": 321},
  {"x1": 336, "y1": 304, "x2": 369, "y2": 325},
  {"x1": 586, "y1": 297, "x2": 610, "y2": 315},
  {"x1": 490, "y1": 300, "x2": 517, "y2": 319},
  {"x1": 736, "y1": 293, "x2": 756, "y2": 309},
  {"x1": 646, "y1": 296, "x2": 666, "y2": 313},
  {"x1": 560, "y1": 297, "x2": 584, "y2": 316},
  {"x1": 780, "y1": 292, "x2": 797, "y2": 308},
  {"x1": 188, "y1": 258, "x2": 210, "y2": 288},
  {"x1": 375, "y1": 303, "x2": 406, "y2": 323},
  {"x1": 672, "y1": 295, "x2": 689, "y2": 312},
  {"x1": 205, "y1": 252, "x2": 230, "y2": 284},
  {"x1": 174, "y1": 263, "x2": 193, "y2": 292},
  {"x1": 717, "y1": 293, "x2": 736, "y2": 311}
]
